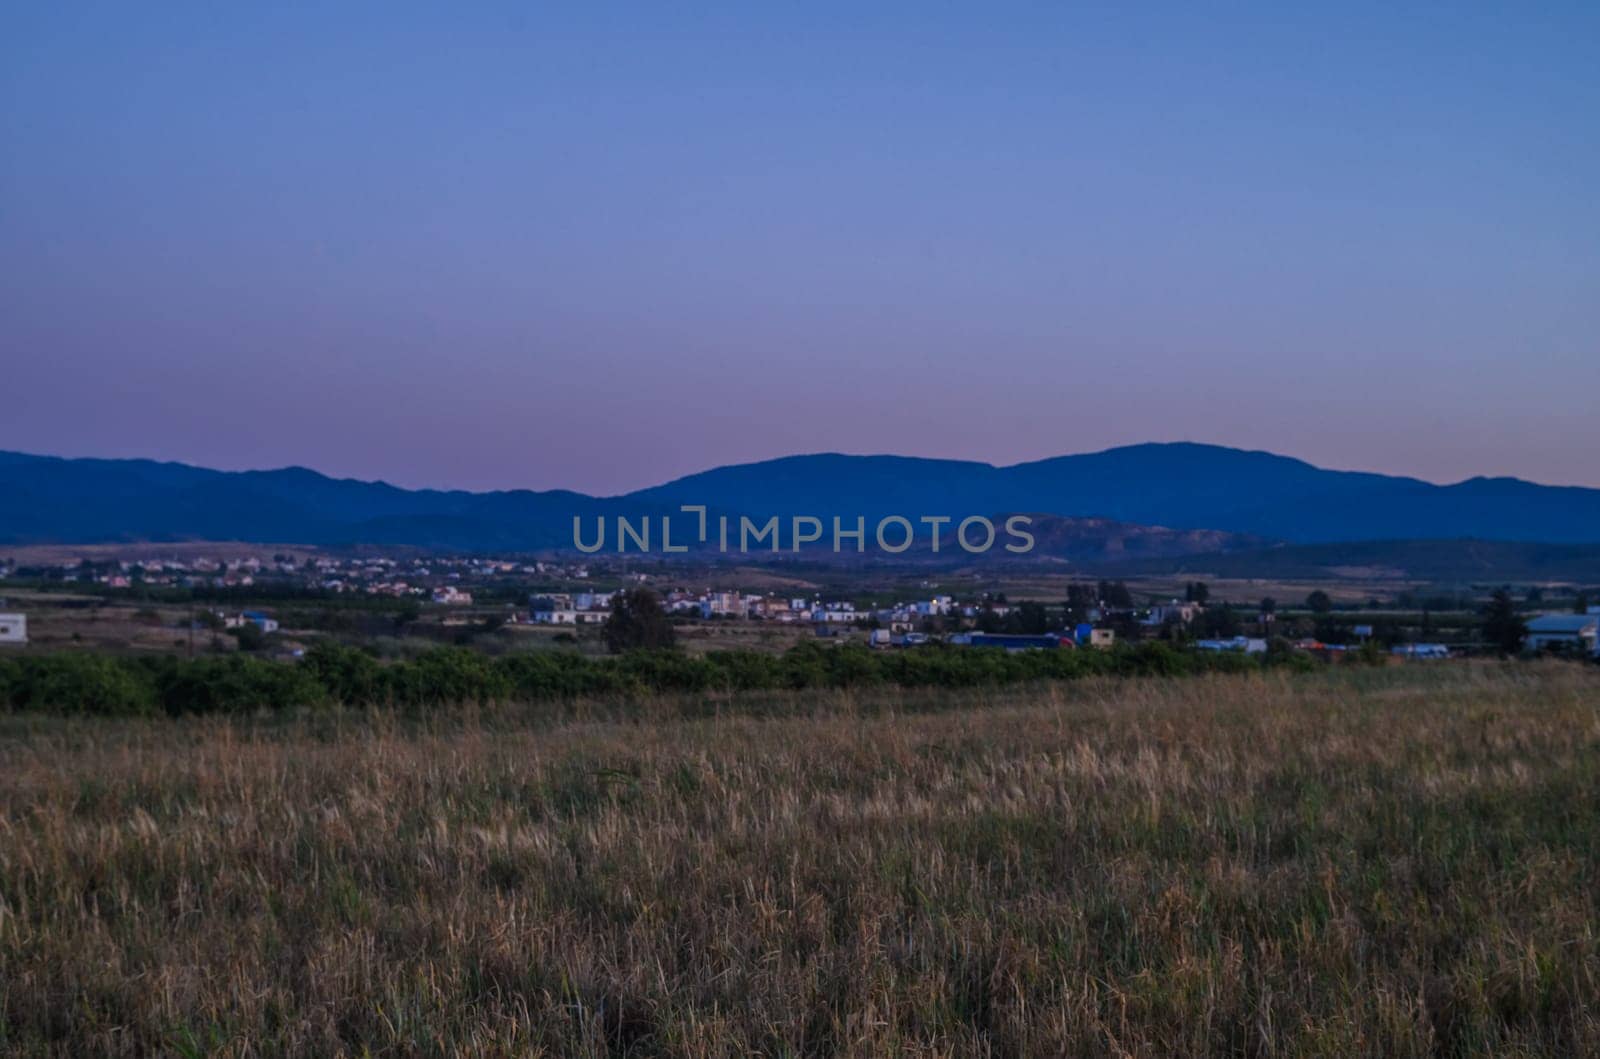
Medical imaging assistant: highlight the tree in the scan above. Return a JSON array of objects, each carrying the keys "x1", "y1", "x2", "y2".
[
  {"x1": 1575, "y1": 592, "x2": 1591, "y2": 615},
  {"x1": 1480, "y1": 589, "x2": 1527, "y2": 656},
  {"x1": 1263, "y1": 636, "x2": 1300, "y2": 666},
  {"x1": 1099, "y1": 580, "x2": 1133, "y2": 609},
  {"x1": 1259, "y1": 597, "x2": 1277, "y2": 618},
  {"x1": 1195, "y1": 606, "x2": 1242, "y2": 639},
  {"x1": 1007, "y1": 600, "x2": 1050, "y2": 635},
  {"x1": 1306, "y1": 590, "x2": 1333, "y2": 614},
  {"x1": 391, "y1": 601, "x2": 421, "y2": 632},
  {"x1": 602, "y1": 588, "x2": 676, "y2": 653},
  {"x1": 229, "y1": 622, "x2": 266, "y2": 652},
  {"x1": 1063, "y1": 583, "x2": 1097, "y2": 624},
  {"x1": 1184, "y1": 581, "x2": 1210, "y2": 605},
  {"x1": 1352, "y1": 639, "x2": 1389, "y2": 667},
  {"x1": 1312, "y1": 615, "x2": 1341, "y2": 643}
]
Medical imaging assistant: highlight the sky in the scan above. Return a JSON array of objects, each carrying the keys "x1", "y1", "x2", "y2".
[{"x1": 2, "y1": 2, "x2": 1597, "y2": 495}]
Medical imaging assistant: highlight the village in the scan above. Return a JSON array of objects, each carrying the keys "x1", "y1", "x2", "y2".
[
  {"x1": 0, "y1": 550, "x2": 591, "y2": 602},
  {"x1": 1, "y1": 547, "x2": 1596, "y2": 661},
  {"x1": 527, "y1": 586, "x2": 1600, "y2": 659}
]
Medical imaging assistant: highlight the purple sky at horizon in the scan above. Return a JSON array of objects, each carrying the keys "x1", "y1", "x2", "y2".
[{"x1": 3, "y1": 3, "x2": 1597, "y2": 495}]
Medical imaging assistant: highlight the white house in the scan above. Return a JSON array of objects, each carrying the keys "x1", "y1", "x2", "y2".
[
  {"x1": 1392, "y1": 643, "x2": 1450, "y2": 659},
  {"x1": 530, "y1": 598, "x2": 578, "y2": 624},
  {"x1": 1196, "y1": 636, "x2": 1265, "y2": 654},
  {"x1": 224, "y1": 611, "x2": 279, "y2": 634},
  {"x1": 0, "y1": 613, "x2": 26, "y2": 645},
  {"x1": 753, "y1": 597, "x2": 795, "y2": 621},
  {"x1": 700, "y1": 591, "x2": 744, "y2": 618},
  {"x1": 1525, "y1": 613, "x2": 1599, "y2": 656}
]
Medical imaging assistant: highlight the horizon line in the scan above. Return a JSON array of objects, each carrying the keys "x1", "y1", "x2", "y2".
[{"x1": 2, "y1": 441, "x2": 1595, "y2": 497}]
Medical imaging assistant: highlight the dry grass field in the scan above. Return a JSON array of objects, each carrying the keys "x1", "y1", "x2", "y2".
[{"x1": 2, "y1": 664, "x2": 1598, "y2": 1056}]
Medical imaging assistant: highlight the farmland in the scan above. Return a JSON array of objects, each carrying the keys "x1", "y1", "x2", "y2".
[{"x1": 2, "y1": 663, "x2": 1598, "y2": 1056}]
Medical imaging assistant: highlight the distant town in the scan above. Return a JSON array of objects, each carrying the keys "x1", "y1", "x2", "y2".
[{"x1": 1, "y1": 546, "x2": 1595, "y2": 661}]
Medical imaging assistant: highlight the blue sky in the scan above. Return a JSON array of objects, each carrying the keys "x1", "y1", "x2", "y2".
[{"x1": 2, "y1": 2, "x2": 1596, "y2": 493}]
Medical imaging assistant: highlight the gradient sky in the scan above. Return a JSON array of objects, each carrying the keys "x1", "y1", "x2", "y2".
[{"x1": 2, "y1": 2, "x2": 1597, "y2": 495}]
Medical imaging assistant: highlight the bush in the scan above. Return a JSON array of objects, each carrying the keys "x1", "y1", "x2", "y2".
[
  {"x1": 230, "y1": 623, "x2": 268, "y2": 652},
  {"x1": 704, "y1": 650, "x2": 784, "y2": 691},
  {"x1": 0, "y1": 636, "x2": 1360, "y2": 717},
  {"x1": 153, "y1": 655, "x2": 327, "y2": 714},
  {"x1": 615, "y1": 650, "x2": 722, "y2": 694},
  {"x1": 1349, "y1": 640, "x2": 1390, "y2": 667},
  {"x1": 497, "y1": 651, "x2": 627, "y2": 699},
  {"x1": 385, "y1": 647, "x2": 511, "y2": 706},
  {"x1": 301, "y1": 641, "x2": 387, "y2": 704},
  {"x1": 2, "y1": 654, "x2": 159, "y2": 715}
]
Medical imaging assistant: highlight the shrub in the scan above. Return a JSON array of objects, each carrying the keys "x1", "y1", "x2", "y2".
[
  {"x1": 301, "y1": 641, "x2": 387, "y2": 704},
  {"x1": 0, "y1": 635, "x2": 1388, "y2": 717},
  {"x1": 385, "y1": 647, "x2": 512, "y2": 706},
  {"x1": 153, "y1": 655, "x2": 326, "y2": 714},
  {"x1": 2, "y1": 654, "x2": 159, "y2": 715}
]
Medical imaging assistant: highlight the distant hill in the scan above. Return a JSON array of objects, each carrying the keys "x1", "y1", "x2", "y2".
[
  {"x1": 0, "y1": 451, "x2": 658, "y2": 551},
  {"x1": 627, "y1": 443, "x2": 1600, "y2": 545},
  {"x1": 2, "y1": 444, "x2": 1598, "y2": 560},
  {"x1": 940, "y1": 514, "x2": 1271, "y2": 563}
]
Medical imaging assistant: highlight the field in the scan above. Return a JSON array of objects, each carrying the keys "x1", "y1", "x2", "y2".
[{"x1": 2, "y1": 664, "x2": 1598, "y2": 1056}]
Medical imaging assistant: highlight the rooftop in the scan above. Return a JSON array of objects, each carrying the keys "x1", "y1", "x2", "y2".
[{"x1": 1526, "y1": 614, "x2": 1599, "y2": 634}]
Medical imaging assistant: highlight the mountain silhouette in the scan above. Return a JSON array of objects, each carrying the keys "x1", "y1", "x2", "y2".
[{"x1": 2, "y1": 443, "x2": 1597, "y2": 552}]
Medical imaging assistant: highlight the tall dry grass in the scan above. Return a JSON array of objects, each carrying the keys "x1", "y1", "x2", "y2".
[{"x1": 1, "y1": 663, "x2": 1598, "y2": 1056}]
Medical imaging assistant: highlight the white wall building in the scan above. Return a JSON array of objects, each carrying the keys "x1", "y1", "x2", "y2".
[
  {"x1": 1525, "y1": 613, "x2": 1599, "y2": 655},
  {"x1": 224, "y1": 611, "x2": 279, "y2": 634},
  {"x1": 1195, "y1": 636, "x2": 1265, "y2": 654},
  {"x1": 700, "y1": 591, "x2": 744, "y2": 618},
  {"x1": 1146, "y1": 602, "x2": 1201, "y2": 626},
  {"x1": 0, "y1": 613, "x2": 26, "y2": 645}
]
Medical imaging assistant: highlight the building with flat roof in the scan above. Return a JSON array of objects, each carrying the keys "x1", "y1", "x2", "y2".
[
  {"x1": 0, "y1": 613, "x2": 26, "y2": 645},
  {"x1": 1525, "y1": 613, "x2": 1599, "y2": 656}
]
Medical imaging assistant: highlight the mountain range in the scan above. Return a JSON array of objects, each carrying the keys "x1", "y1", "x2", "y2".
[
  {"x1": 2, "y1": 445, "x2": 1597, "y2": 562},
  {"x1": 629, "y1": 446, "x2": 1600, "y2": 545}
]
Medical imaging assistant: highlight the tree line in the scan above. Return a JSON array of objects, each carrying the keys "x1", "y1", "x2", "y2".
[{"x1": 0, "y1": 639, "x2": 1275, "y2": 717}]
